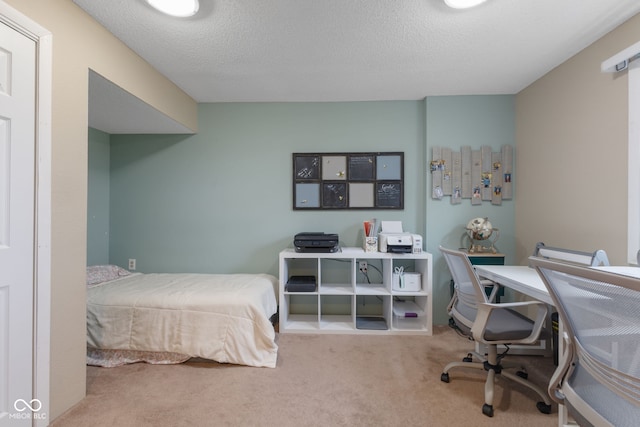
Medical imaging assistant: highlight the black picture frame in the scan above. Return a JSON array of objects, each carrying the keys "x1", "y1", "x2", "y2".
[{"x1": 292, "y1": 152, "x2": 404, "y2": 210}]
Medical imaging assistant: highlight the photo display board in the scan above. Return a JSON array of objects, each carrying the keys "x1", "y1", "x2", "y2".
[
  {"x1": 430, "y1": 145, "x2": 513, "y2": 205},
  {"x1": 293, "y1": 152, "x2": 404, "y2": 210}
]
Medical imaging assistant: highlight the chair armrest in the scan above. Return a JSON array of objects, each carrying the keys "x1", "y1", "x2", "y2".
[
  {"x1": 479, "y1": 279, "x2": 501, "y2": 302},
  {"x1": 547, "y1": 333, "x2": 575, "y2": 405},
  {"x1": 486, "y1": 300, "x2": 545, "y2": 309},
  {"x1": 471, "y1": 300, "x2": 548, "y2": 345}
]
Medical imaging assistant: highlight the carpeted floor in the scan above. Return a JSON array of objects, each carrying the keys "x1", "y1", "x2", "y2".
[{"x1": 51, "y1": 325, "x2": 559, "y2": 426}]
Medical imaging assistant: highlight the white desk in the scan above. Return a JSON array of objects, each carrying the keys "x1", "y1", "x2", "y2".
[
  {"x1": 473, "y1": 263, "x2": 640, "y2": 427},
  {"x1": 473, "y1": 265, "x2": 553, "y2": 305},
  {"x1": 475, "y1": 264, "x2": 640, "y2": 302},
  {"x1": 595, "y1": 265, "x2": 640, "y2": 278}
]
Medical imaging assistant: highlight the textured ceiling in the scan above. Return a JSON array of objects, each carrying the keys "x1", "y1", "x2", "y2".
[{"x1": 74, "y1": 0, "x2": 640, "y2": 132}]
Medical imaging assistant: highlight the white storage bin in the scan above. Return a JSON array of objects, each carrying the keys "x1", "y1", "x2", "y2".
[
  {"x1": 392, "y1": 272, "x2": 421, "y2": 291},
  {"x1": 393, "y1": 300, "x2": 424, "y2": 329}
]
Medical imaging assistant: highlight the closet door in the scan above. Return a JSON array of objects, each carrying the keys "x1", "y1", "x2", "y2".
[{"x1": 0, "y1": 20, "x2": 37, "y2": 426}]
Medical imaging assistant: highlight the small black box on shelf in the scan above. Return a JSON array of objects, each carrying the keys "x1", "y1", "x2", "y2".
[
  {"x1": 293, "y1": 232, "x2": 339, "y2": 253},
  {"x1": 286, "y1": 275, "x2": 317, "y2": 292}
]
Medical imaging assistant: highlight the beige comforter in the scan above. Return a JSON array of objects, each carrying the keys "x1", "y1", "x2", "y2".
[{"x1": 87, "y1": 273, "x2": 278, "y2": 368}]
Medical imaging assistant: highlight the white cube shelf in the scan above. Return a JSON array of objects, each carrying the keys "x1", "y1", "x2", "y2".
[{"x1": 279, "y1": 247, "x2": 433, "y2": 335}]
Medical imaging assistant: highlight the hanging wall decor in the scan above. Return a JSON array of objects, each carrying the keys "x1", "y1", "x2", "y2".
[
  {"x1": 430, "y1": 145, "x2": 513, "y2": 205},
  {"x1": 293, "y1": 152, "x2": 404, "y2": 210}
]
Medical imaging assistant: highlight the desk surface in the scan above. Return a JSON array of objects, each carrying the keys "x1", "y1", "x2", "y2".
[
  {"x1": 475, "y1": 264, "x2": 640, "y2": 306},
  {"x1": 595, "y1": 265, "x2": 640, "y2": 278},
  {"x1": 473, "y1": 265, "x2": 553, "y2": 305}
]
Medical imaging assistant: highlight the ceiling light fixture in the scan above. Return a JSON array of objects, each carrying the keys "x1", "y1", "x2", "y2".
[
  {"x1": 444, "y1": 0, "x2": 487, "y2": 9},
  {"x1": 145, "y1": 0, "x2": 199, "y2": 17}
]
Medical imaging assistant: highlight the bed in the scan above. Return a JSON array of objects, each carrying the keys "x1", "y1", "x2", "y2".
[{"x1": 86, "y1": 265, "x2": 279, "y2": 368}]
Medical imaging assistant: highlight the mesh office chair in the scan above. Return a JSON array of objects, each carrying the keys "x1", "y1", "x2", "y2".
[
  {"x1": 439, "y1": 246, "x2": 552, "y2": 417},
  {"x1": 530, "y1": 257, "x2": 640, "y2": 427}
]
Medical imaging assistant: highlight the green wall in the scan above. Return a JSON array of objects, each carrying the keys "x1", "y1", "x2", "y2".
[
  {"x1": 108, "y1": 101, "x2": 426, "y2": 275},
  {"x1": 426, "y1": 95, "x2": 516, "y2": 324},
  {"x1": 90, "y1": 96, "x2": 516, "y2": 324}
]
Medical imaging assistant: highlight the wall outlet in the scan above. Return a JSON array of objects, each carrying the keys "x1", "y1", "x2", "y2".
[
  {"x1": 358, "y1": 261, "x2": 367, "y2": 273},
  {"x1": 128, "y1": 259, "x2": 136, "y2": 270}
]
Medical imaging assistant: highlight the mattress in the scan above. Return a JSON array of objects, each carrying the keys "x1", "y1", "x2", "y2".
[{"x1": 86, "y1": 272, "x2": 278, "y2": 368}]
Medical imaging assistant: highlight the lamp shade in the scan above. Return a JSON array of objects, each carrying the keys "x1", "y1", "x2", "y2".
[
  {"x1": 444, "y1": 0, "x2": 487, "y2": 9},
  {"x1": 146, "y1": 0, "x2": 199, "y2": 17}
]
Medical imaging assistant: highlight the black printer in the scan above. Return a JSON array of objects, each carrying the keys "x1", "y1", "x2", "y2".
[{"x1": 294, "y1": 232, "x2": 340, "y2": 253}]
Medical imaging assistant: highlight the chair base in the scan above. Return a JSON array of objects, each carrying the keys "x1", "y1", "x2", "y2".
[
  {"x1": 483, "y1": 403, "x2": 494, "y2": 417},
  {"x1": 440, "y1": 346, "x2": 552, "y2": 417}
]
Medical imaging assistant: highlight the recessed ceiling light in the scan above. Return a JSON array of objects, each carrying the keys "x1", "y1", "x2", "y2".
[
  {"x1": 444, "y1": 0, "x2": 487, "y2": 9},
  {"x1": 145, "y1": 0, "x2": 199, "y2": 17}
]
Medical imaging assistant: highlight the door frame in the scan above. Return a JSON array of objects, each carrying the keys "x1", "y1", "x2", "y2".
[{"x1": 0, "y1": 3, "x2": 52, "y2": 426}]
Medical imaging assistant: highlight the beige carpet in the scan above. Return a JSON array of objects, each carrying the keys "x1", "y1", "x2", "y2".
[{"x1": 51, "y1": 325, "x2": 559, "y2": 426}]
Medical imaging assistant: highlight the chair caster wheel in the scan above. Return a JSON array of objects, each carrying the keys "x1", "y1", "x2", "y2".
[
  {"x1": 440, "y1": 372, "x2": 450, "y2": 383},
  {"x1": 536, "y1": 402, "x2": 552, "y2": 414},
  {"x1": 516, "y1": 370, "x2": 528, "y2": 379},
  {"x1": 482, "y1": 403, "x2": 494, "y2": 417},
  {"x1": 463, "y1": 353, "x2": 473, "y2": 362}
]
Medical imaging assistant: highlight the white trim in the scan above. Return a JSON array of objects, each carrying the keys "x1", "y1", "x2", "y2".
[
  {"x1": 0, "y1": 2, "x2": 52, "y2": 426},
  {"x1": 602, "y1": 42, "x2": 640, "y2": 266},
  {"x1": 629, "y1": 62, "x2": 640, "y2": 265},
  {"x1": 601, "y1": 40, "x2": 640, "y2": 73},
  {"x1": 34, "y1": 32, "x2": 52, "y2": 427}
]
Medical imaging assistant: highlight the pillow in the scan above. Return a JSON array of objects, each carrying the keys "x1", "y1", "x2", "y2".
[{"x1": 87, "y1": 265, "x2": 131, "y2": 286}]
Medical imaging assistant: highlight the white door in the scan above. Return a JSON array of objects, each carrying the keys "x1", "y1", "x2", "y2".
[{"x1": 0, "y1": 21, "x2": 36, "y2": 426}]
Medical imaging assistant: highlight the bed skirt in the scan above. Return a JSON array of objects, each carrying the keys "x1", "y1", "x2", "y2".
[{"x1": 87, "y1": 346, "x2": 191, "y2": 368}]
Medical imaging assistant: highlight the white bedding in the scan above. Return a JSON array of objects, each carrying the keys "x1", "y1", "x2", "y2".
[{"x1": 86, "y1": 272, "x2": 278, "y2": 368}]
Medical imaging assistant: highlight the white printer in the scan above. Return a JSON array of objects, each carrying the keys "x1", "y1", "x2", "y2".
[{"x1": 378, "y1": 221, "x2": 423, "y2": 254}]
